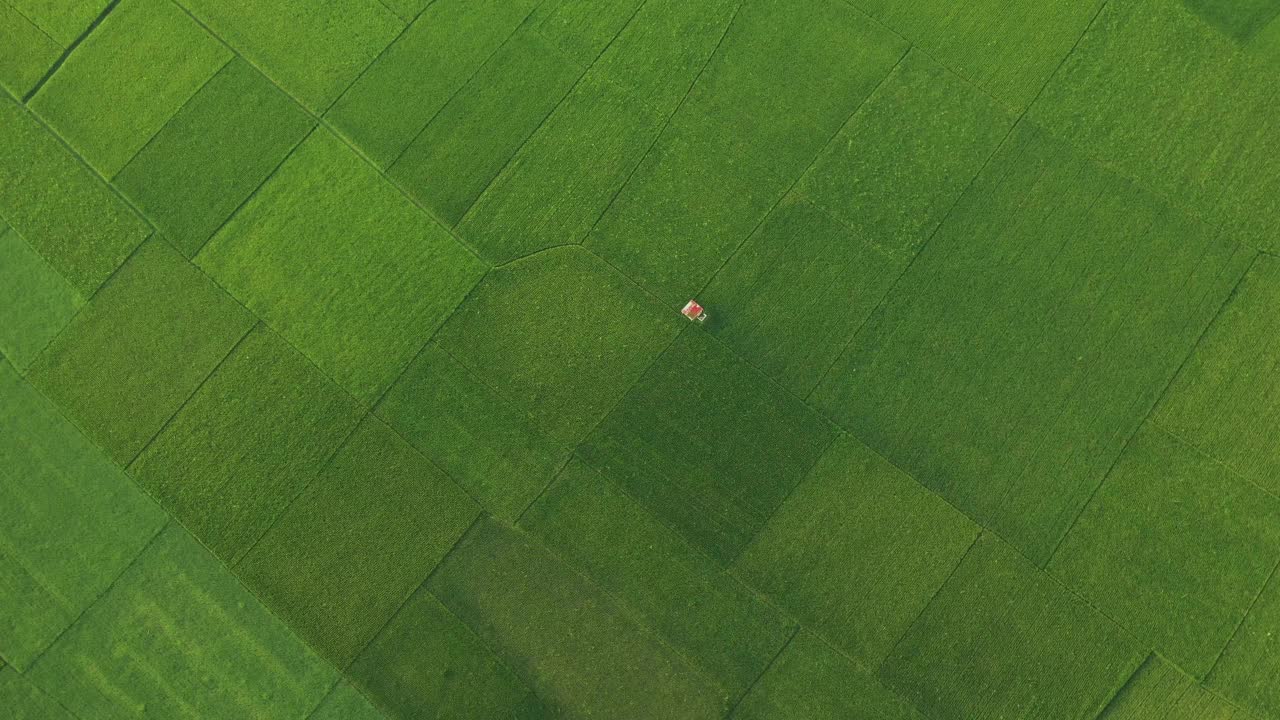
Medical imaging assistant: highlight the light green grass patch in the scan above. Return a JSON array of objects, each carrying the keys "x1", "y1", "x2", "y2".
[
  {"x1": 0, "y1": 665, "x2": 76, "y2": 720},
  {"x1": 1185, "y1": 0, "x2": 1280, "y2": 42},
  {"x1": 30, "y1": 0, "x2": 230, "y2": 178},
  {"x1": 0, "y1": 3, "x2": 60, "y2": 98},
  {"x1": 130, "y1": 324, "x2": 363, "y2": 564},
  {"x1": 586, "y1": 0, "x2": 907, "y2": 304},
  {"x1": 811, "y1": 122, "x2": 1253, "y2": 565},
  {"x1": 388, "y1": 27, "x2": 581, "y2": 226},
  {"x1": 179, "y1": 0, "x2": 402, "y2": 113},
  {"x1": 308, "y1": 682, "x2": 387, "y2": 720},
  {"x1": 435, "y1": 246, "x2": 680, "y2": 445},
  {"x1": 326, "y1": 0, "x2": 540, "y2": 167},
  {"x1": 852, "y1": 0, "x2": 1106, "y2": 109},
  {"x1": 0, "y1": 226, "x2": 82, "y2": 371},
  {"x1": 197, "y1": 128, "x2": 486, "y2": 404},
  {"x1": 1049, "y1": 423, "x2": 1280, "y2": 678},
  {"x1": 27, "y1": 524, "x2": 335, "y2": 720},
  {"x1": 9, "y1": 0, "x2": 107, "y2": 46},
  {"x1": 429, "y1": 517, "x2": 729, "y2": 719},
  {"x1": 731, "y1": 632, "x2": 926, "y2": 720},
  {"x1": 1155, "y1": 254, "x2": 1280, "y2": 496},
  {"x1": 376, "y1": 342, "x2": 569, "y2": 521},
  {"x1": 28, "y1": 239, "x2": 254, "y2": 465},
  {"x1": 734, "y1": 434, "x2": 979, "y2": 667},
  {"x1": 235, "y1": 415, "x2": 478, "y2": 669},
  {"x1": 348, "y1": 583, "x2": 537, "y2": 720},
  {"x1": 0, "y1": 95, "x2": 149, "y2": 295},
  {"x1": 521, "y1": 457, "x2": 795, "y2": 698},
  {"x1": 114, "y1": 58, "x2": 313, "y2": 257},
  {"x1": 579, "y1": 329, "x2": 836, "y2": 564},
  {"x1": 1207, "y1": 563, "x2": 1280, "y2": 717},
  {"x1": 0, "y1": 358, "x2": 165, "y2": 670},
  {"x1": 881, "y1": 533, "x2": 1146, "y2": 720},
  {"x1": 527, "y1": 0, "x2": 643, "y2": 65},
  {"x1": 1101, "y1": 654, "x2": 1256, "y2": 719}
]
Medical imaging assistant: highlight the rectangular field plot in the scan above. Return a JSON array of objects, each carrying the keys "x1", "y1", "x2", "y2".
[
  {"x1": 28, "y1": 239, "x2": 255, "y2": 466},
  {"x1": 586, "y1": 0, "x2": 908, "y2": 305},
  {"x1": 428, "y1": 517, "x2": 729, "y2": 719},
  {"x1": 811, "y1": 122, "x2": 1254, "y2": 565},
  {"x1": 0, "y1": 359, "x2": 165, "y2": 670},
  {"x1": 130, "y1": 325, "x2": 364, "y2": 564},
  {"x1": 180, "y1": 0, "x2": 403, "y2": 113},
  {"x1": 388, "y1": 27, "x2": 580, "y2": 226},
  {"x1": 731, "y1": 632, "x2": 926, "y2": 720},
  {"x1": 348, "y1": 584, "x2": 538, "y2": 720},
  {"x1": 30, "y1": 0, "x2": 230, "y2": 178},
  {"x1": 1100, "y1": 655, "x2": 1255, "y2": 720},
  {"x1": 1208, "y1": 566, "x2": 1280, "y2": 718},
  {"x1": 881, "y1": 533, "x2": 1146, "y2": 720},
  {"x1": 0, "y1": 226, "x2": 82, "y2": 371},
  {"x1": 376, "y1": 343, "x2": 569, "y2": 522},
  {"x1": 0, "y1": 3, "x2": 61, "y2": 98},
  {"x1": 520, "y1": 458, "x2": 795, "y2": 700},
  {"x1": 1155, "y1": 254, "x2": 1280, "y2": 496},
  {"x1": 326, "y1": 0, "x2": 540, "y2": 168},
  {"x1": 234, "y1": 416, "x2": 478, "y2": 669},
  {"x1": 114, "y1": 58, "x2": 313, "y2": 257},
  {"x1": 1049, "y1": 424, "x2": 1280, "y2": 678},
  {"x1": 0, "y1": 96, "x2": 150, "y2": 295},
  {"x1": 527, "y1": 0, "x2": 644, "y2": 64},
  {"x1": 579, "y1": 329, "x2": 836, "y2": 564},
  {"x1": 197, "y1": 128, "x2": 486, "y2": 404},
  {"x1": 26, "y1": 524, "x2": 335, "y2": 720},
  {"x1": 851, "y1": 0, "x2": 1106, "y2": 110},
  {"x1": 734, "y1": 434, "x2": 979, "y2": 668}
]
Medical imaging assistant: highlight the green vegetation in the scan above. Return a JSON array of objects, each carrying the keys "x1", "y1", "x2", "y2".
[
  {"x1": 197, "y1": 128, "x2": 487, "y2": 404},
  {"x1": 235, "y1": 415, "x2": 478, "y2": 668},
  {"x1": 308, "y1": 682, "x2": 387, "y2": 720},
  {"x1": 1209, "y1": 568, "x2": 1280, "y2": 717},
  {"x1": 29, "y1": 0, "x2": 230, "y2": 178},
  {"x1": 9, "y1": 0, "x2": 108, "y2": 46},
  {"x1": 735, "y1": 434, "x2": 979, "y2": 667},
  {"x1": 1100, "y1": 655, "x2": 1255, "y2": 720},
  {"x1": 527, "y1": 0, "x2": 644, "y2": 64},
  {"x1": 0, "y1": 666, "x2": 76, "y2": 720},
  {"x1": 114, "y1": 58, "x2": 313, "y2": 256},
  {"x1": 0, "y1": 225, "x2": 82, "y2": 371},
  {"x1": 0, "y1": 3, "x2": 60, "y2": 98},
  {"x1": 28, "y1": 238, "x2": 255, "y2": 465},
  {"x1": 130, "y1": 324, "x2": 364, "y2": 564}
]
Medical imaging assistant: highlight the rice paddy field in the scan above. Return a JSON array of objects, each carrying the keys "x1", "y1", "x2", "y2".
[{"x1": 4, "y1": 0, "x2": 1280, "y2": 718}]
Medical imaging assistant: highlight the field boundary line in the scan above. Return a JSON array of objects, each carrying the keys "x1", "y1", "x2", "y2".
[
  {"x1": 1207, "y1": 557, "x2": 1280, "y2": 681},
  {"x1": 1013, "y1": 0, "x2": 1110, "y2": 128},
  {"x1": 722, "y1": 625, "x2": 800, "y2": 715},
  {"x1": 21, "y1": 0, "x2": 123, "y2": 103}
]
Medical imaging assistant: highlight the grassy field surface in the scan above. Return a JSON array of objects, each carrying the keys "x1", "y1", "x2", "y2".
[{"x1": 5, "y1": 1, "x2": 1280, "y2": 718}]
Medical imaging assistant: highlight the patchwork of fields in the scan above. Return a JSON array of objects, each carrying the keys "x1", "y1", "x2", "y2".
[{"x1": 4, "y1": 0, "x2": 1280, "y2": 717}]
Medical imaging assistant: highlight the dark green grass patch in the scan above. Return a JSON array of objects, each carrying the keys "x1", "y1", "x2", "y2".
[
  {"x1": 27, "y1": 524, "x2": 335, "y2": 719},
  {"x1": 113, "y1": 58, "x2": 312, "y2": 257},
  {"x1": 9, "y1": 0, "x2": 107, "y2": 46},
  {"x1": 578, "y1": 329, "x2": 836, "y2": 564},
  {"x1": 881, "y1": 533, "x2": 1146, "y2": 720},
  {"x1": 811, "y1": 122, "x2": 1253, "y2": 565},
  {"x1": 527, "y1": 0, "x2": 643, "y2": 65},
  {"x1": 1049, "y1": 423, "x2": 1280, "y2": 678},
  {"x1": 326, "y1": 0, "x2": 540, "y2": 168},
  {"x1": 348, "y1": 583, "x2": 537, "y2": 720},
  {"x1": 1155, "y1": 255, "x2": 1280, "y2": 496},
  {"x1": 435, "y1": 246, "x2": 680, "y2": 445},
  {"x1": 388, "y1": 27, "x2": 580, "y2": 226},
  {"x1": 1101, "y1": 655, "x2": 1255, "y2": 720},
  {"x1": 1030, "y1": 0, "x2": 1280, "y2": 250},
  {"x1": 30, "y1": 0, "x2": 230, "y2": 178},
  {"x1": 0, "y1": 359, "x2": 165, "y2": 670},
  {"x1": 1185, "y1": 0, "x2": 1280, "y2": 40},
  {"x1": 0, "y1": 4, "x2": 60, "y2": 98},
  {"x1": 456, "y1": 0, "x2": 738, "y2": 264},
  {"x1": 235, "y1": 415, "x2": 479, "y2": 669},
  {"x1": 180, "y1": 0, "x2": 402, "y2": 113},
  {"x1": 520, "y1": 457, "x2": 795, "y2": 699},
  {"x1": 130, "y1": 324, "x2": 363, "y2": 564},
  {"x1": 308, "y1": 682, "x2": 386, "y2": 720},
  {"x1": 0, "y1": 226, "x2": 82, "y2": 371},
  {"x1": 585, "y1": 0, "x2": 907, "y2": 305},
  {"x1": 376, "y1": 342, "x2": 569, "y2": 521},
  {"x1": 428, "y1": 517, "x2": 729, "y2": 719},
  {"x1": 28, "y1": 239, "x2": 254, "y2": 466},
  {"x1": 0, "y1": 666, "x2": 76, "y2": 720},
  {"x1": 1208, "y1": 564, "x2": 1280, "y2": 717},
  {"x1": 796, "y1": 48, "x2": 1014, "y2": 259},
  {"x1": 734, "y1": 434, "x2": 979, "y2": 668},
  {"x1": 0, "y1": 95, "x2": 150, "y2": 295},
  {"x1": 197, "y1": 128, "x2": 486, "y2": 404},
  {"x1": 852, "y1": 0, "x2": 1105, "y2": 110},
  {"x1": 731, "y1": 632, "x2": 926, "y2": 720}
]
